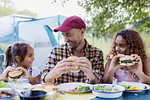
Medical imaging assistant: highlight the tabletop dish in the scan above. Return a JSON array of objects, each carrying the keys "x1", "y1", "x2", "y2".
[
  {"x1": 32, "y1": 84, "x2": 57, "y2": 100},
  {"x1": 119, "y1": 81, "x2": 150, "y2": 93},
  {"x1": 8, "y1": 82, "x2": 31, "y2": 91},
  {"x1": 91, "y1": 84, "x2": 125, "y2": 98},
  {"x1": 19, "y1": 90, "x2": 47, "y2": 100},
  {"x1": 57, "y1": 82, "x2": 91, "y2": 93},
  {"x1": 0, "y1": 88, "x2": 17, "y2": 99}
]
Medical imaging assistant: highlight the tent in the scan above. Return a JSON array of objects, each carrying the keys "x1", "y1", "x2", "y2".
[{"x1": 0, "y1": 14, "x2": 67, "y2": 72}]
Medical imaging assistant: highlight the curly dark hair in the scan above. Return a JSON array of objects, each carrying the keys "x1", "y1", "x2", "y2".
[
  {"x1": 5, "y1": 41, "x2": 30, "y2": 67},
  {"x1": 107, "y1": 29, "x2": 147, "y2": 60}
]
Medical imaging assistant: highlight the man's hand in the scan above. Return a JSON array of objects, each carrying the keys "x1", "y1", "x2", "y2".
[
  {"x1": 77, "y1": 57, "x2": 96, "y2": 82},
  {"x1": 52, "y1": 58, "x2": 75, "y2": 77},
  {"x1": 45, "y1": 58, "x2": 75, "y2": 83}
]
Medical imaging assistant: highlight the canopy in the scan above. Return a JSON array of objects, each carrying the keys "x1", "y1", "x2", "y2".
[{"x1": 0, "y1": 14, "x2": 67, "y2": 71}]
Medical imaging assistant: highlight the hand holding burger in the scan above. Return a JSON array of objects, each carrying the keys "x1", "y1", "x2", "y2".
[{"x1": 67, "y1": 56, "x2": 80, "y2": 73}]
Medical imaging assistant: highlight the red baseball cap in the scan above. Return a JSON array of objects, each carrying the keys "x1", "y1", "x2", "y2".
[{"x1": 54, "y1": 16, "x2": 86, "y2": 32}]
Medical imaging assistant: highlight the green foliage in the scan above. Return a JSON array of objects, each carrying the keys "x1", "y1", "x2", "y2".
[{"x1": 78, "y1": 0, "x2": 150, "y2": 37}]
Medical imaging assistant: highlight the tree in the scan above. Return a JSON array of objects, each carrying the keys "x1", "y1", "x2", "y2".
[
  {"x1": 52, "y1": 0, "x2": 150, "y2": 37},
  {"x1": 78, "y1": 0, "x2": 150, "y2": 37}
]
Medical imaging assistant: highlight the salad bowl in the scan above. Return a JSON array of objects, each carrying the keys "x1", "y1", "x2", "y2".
[{"x1": 91, "y1": 84, "x2": 125, "y2": 98}]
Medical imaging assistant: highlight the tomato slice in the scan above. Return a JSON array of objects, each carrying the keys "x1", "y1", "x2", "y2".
[{"x1": 69, "y1": 87, "x2": 78, "y2": 91}]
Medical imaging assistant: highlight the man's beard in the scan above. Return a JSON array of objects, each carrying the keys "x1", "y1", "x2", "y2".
[{"x1": 67, "y1": 39, "x2": 82, "y2": 49}]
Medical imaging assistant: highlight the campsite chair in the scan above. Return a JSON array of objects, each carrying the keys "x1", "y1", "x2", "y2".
[{"x1": 0, "y1": 54, "x2": 6, "y2": 74}]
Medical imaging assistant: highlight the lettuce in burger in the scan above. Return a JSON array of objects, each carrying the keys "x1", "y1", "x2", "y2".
[{"x1": 119, "y1": 55, "x2": 136, "y2": 66}]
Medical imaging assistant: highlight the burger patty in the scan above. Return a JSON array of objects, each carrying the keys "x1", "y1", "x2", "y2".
[{"x1": 120, "y1": 60, "x2": 133, "y2": 63}]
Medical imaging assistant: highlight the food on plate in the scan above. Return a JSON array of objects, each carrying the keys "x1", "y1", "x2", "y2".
[
  {"x1": 0, "y1": 81, "x2": 8, "y2": 88},
  {"x1": 0, "y1": 90, "x2": 14, "y2": 98},
  {"x1": 120, "y1": 84, "x2": 131, "y2": 90},
  {"x1": 128, "y1": 86, "x2": 141, "y2": 91},
  {"x1": 121, "y1": 84, "x2": 142, "y2": 91},
  {"x1": 69, "y1": 85, "x2": 90, "y2": 92},
  {"x1": 119, "y1": 55, "x2": 136, "y2": 66},
  {"x1": 68, "y1": 56, "x2": 80, "y2": 72},
  {"x1": 32, "y1": 86, "x2": 57, "y2": 92},
  {"x1": 8, "y1": 70, "x2": 23, "y2": 81},
  {"x1": 93, "y1": 85, "x2": 120, "y2": 92},
  {"x1": 32, "y1": 85, "x2": 57, "y2": 100}
]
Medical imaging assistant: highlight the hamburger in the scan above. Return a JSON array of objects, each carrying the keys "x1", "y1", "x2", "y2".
[
  {"x1": 8, "y1": 70, "x2": 23, "y2": 81},
  {"x1": 68, "y1": 56, "x2": 80, "y2": 73},
  {"x1": 119, "y1": 55, "x2": 136, "y2": 66}
]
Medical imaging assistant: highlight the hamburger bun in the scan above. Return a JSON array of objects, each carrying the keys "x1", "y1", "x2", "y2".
[
  {"x1": 119, "y1": 55, "x2": 136, "y2": 66},
  {"x1": 68, "y1": 56, "x2": 80, "y2": 73},
  {"x1": 8, "y1": 70, "x2": 23, "y2": 80}
]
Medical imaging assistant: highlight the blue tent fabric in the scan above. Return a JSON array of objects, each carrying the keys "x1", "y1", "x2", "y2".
[
  {"x1": 0, "y1": 33, "x2": 17, "y2": 43},
  {"x1": 0, "y1": 14, "x2": 67, "y2": 71},
  {"x1": 44, "y1": 25, "x2": 57, "y2": 47}
]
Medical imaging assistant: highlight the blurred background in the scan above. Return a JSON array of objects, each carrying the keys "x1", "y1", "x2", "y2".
[{"x1": 0, "y1": 0, "x2": 150, "y2": 73}]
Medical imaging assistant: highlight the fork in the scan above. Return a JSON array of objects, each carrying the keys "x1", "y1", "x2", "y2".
[{"x1": 112, "y1": 77, "x2": 118, "y2": 91}]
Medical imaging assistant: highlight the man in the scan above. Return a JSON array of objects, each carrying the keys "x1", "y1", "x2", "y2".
[{"x1": 42, "y1": 16, "x2": 104, "y2": 84}]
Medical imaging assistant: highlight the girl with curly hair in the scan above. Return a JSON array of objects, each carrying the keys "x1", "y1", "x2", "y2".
[{"x1": 103, "y1": 29, "x2": 150, "y2": 84}]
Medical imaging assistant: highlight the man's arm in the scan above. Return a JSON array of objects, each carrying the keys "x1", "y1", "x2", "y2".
[
  {"x1": 44, "y1": 59, "x2": 75, "y2": 84},
  {"x1": 91, "y1": 52, "x2": 104, "y2": 84}
]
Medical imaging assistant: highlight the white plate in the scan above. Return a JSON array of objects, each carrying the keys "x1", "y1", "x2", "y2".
[
  {"x1": 0, "y1": 88, "x2": 17, "y2": 99},
  {"x1": 119, "y1": 82, "x2": 150, "y2": 93},
  {"x1": 57, "y1": 82, "x2": 91, "y2": 93},
  {"x1": 0, "y1": 88, "x2": 14, "y2": 94}
]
